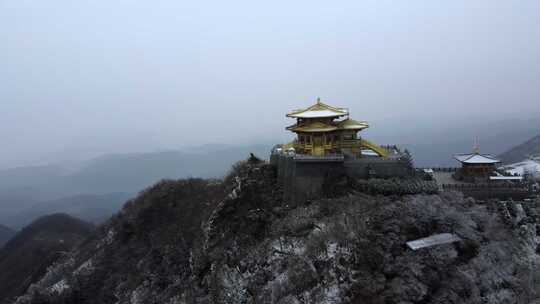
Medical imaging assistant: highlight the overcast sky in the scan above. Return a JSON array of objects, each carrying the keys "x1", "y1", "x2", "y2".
[{"x1": 1, "y1": 1, "x2": 540, "y2": 168}]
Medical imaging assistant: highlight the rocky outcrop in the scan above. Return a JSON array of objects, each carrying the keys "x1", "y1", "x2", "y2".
[{"x1": 14, "y1": 161, "x2": 540, "y2": 304}]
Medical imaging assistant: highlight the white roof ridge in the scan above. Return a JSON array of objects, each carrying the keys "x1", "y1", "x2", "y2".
[{"x1": 454, "y1": 152, "x2": 501, "y2": 164}]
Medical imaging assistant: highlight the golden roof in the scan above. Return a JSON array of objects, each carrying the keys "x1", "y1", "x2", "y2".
[
  {"x1": 286, "y1": 121, "x2": 338, "y2": 133},
  {"x1": 287, "y1": 118, "x2": 370, "y2": 133},
  {"x1": 287, "y1": 98, "x2": 348, "y2": 118},
  {"x1": 337, "y1": 118, "x2": 369, "y2": 130}
]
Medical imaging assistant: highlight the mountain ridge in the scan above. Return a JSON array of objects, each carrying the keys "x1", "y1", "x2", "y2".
[
  {"x1": 14, "y1": 160, "x2": 540, "y2": 304},
  {"x1": 2, "y1": 192, "x2": 133, "y2": 230},
  {"x1": 499, "y1": 134, "x2": 540, "y2": 164},
  {"x1": 0, "y1": 225, "x2": 14, "y2": 249},
  {"x1": 0, "y1": 214, "x2": 94, "y2": 304},
  {"x1": 0, "y1": 145, "x2": 272, "y2": 226}
]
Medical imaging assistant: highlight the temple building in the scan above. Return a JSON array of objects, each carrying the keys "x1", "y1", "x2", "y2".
[
  {"x1": 437, "y1": 144, "x2": 533, "y2": 200},
  {"x1": 453, "y1": 146, "x2": 501, "y2": 181},
  {"x1": 271, "y1": 98, "x2": 412, "y2": 203},
  {"x1": 283, "y1": 98, "x2": 388, "y2": 158}
]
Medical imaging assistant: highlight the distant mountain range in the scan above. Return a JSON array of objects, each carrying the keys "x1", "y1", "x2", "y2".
[
  {"x1": 0, "y1": 225, "x2": 14, "y2": 249},
  {"x1": 1, "y1": 119, "x2": 539, "y2": 228},
  {"x1": 498, "y1": 134, "x2": 540, "y2": 164},
  {"x1": 380, "y1": 116, "x2": 540, "y2": 167},
  {"x1": 1, "y1": 192, "x2": 133, "y2": 230},
  {"x1": 0, "y1": 144, "x2": 272, "y2": 196},
  {"x1": 0, "y1": 144, "x2": 272, "y2": 228},
  {"x1": 0, "y1": 214, "x2": 93, "y2": 303}
]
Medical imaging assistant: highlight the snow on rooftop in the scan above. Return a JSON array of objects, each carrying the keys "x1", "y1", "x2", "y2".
[
  {"x1": 407, "y1": 233, "x2": 461, "y2": 250},
  {"x1": 288, "y1": 109, "x2": 348, "y2": 118},
  {"x1": 361, "y1": 149, "x2": 380, "y2": 157},
  {"x1": 339, "y1": 123, "x2": 369, "y2": 130},
  {"x1": 454, "y1": 153, "x2": 500, "y2": 164},
  {"x1": 489, "y1": 176, "x2": 523, "y2": 181}
]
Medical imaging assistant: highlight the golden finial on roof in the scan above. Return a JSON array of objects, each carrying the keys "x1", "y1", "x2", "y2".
[{"x1": 473, "y1": 137, "x2": 480, "y2": 154}]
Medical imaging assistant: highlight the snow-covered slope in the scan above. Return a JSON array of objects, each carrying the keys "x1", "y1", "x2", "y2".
[
  {"x1": 500, "y1": 159, "x2": 540, "y2": 178},
  {"x1": 499, "y1": 133, "x2": 540, "y2": 164},
  {"x1": 13, "y1": 161, "x2": 540, "y2": 304}
]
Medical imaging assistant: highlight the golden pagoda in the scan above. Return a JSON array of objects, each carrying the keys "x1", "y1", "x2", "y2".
[{"x1": 284, "y1": 98, "x2": 388, "y2": 157}]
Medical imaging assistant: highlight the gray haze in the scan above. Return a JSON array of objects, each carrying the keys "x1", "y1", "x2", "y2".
[{"x1": 2, "y1": 0, "x2": 540, "y2": 169}]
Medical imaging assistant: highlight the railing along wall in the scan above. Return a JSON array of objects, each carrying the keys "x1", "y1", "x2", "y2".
[
  {"x1": 442, "y1": 183, "x2": 528, "y2": 189},
  {"x1": 418, "y1": 167, "x2": 459, "y2": 172}
]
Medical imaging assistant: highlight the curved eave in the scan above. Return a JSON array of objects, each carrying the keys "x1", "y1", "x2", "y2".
[
  {"x1": 340, "y1": 125, "x2": 369, "y2": 130},
  {"x1": 288, "y1": 126, "x2": 339, "y2": 133},
  {"x1": 337, "y1": 118, "x2": 370, "y2": 130},
  {"x1": 286, "y1": 111, "x2": 348, "y2": 119},
  {"x1": 338, "y1": 122, "x2": 369, "y2": 130}
]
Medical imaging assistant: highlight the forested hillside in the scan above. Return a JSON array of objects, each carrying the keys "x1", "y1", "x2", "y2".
[
  {"x1": 15, "y1": 161, "x2": 540, "y2": 304},
  {"x1": 0, "y1": 214, "x2": 93, "y2": 304}
]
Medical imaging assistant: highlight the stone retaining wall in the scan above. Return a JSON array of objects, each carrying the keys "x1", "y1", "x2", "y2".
[{"x1": 271, "y1": 153, "x2": 411, "y2": 203}]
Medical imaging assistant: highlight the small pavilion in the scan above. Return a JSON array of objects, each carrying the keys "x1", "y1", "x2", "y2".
[{"x1": 454, "y1": 146, "x2": 501, "y2": 178}]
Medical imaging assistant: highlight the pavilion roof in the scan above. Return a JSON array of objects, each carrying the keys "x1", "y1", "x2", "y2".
[
  {"x1": 337, "y1": 118, "x2": 369, "y2": 130},
  {"x1": 287, "y1": 98, "x2": 348, "y2": 118},
  {"x1": 286, "y1": 121, "x2": 338, "y2": 133},
  {"x1": 454, "y1": 153, "x2": 501, "y2": 164}
]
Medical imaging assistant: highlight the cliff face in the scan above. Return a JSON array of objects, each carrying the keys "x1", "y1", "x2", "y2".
[{"x1": 15, "y1": 161, "x2": 540, "y2": 304}]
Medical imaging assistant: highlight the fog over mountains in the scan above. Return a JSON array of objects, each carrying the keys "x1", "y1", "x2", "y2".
[
  {"x1": 0, "y1": 116, "x2": 539, "y2": 230},
  {"x1": 0, "y1": 144, "x2": 270, "y2": 229},
  {"x1": 0, "y1": 225, "x2": 14, "y2": 249},
  {"x1": 499, "y1": 133, "x2": 540, "y2": 164},
  {"x1": 372, "y1": 115, "x2": 540, "y2": 167},
  {"x1": 1, "y1": 193, "x2": 131, "y2": 230}
]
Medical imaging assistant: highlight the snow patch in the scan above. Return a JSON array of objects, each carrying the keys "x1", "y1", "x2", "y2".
[
  {"x1": 74, "y1": 259, "x2": 94, "y2": 276},
  {"x1": 501, "y1": 159, "x2": 540, "y2": 177},
  {"x1": 49, "y1": 279, "x2": 70, "y2": 295},
  {"x1": 227, "y1": 176, "x2": 242, "y2": 199},
  {"x1": 130, "y1": 286, "x2": 148, "y2": 304},
  {"x1": 321, "y1": 284, "x2": 341, "y2": 303},
  {"x1": 326, "y1": 242, "x2": 338, "y2": 258},
  {"x1": 271, "y1": 238, "x2": 306, "y2": 255},
  {"x1": 97, "y1": 229, "x2": 116, "y2": 249}
]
